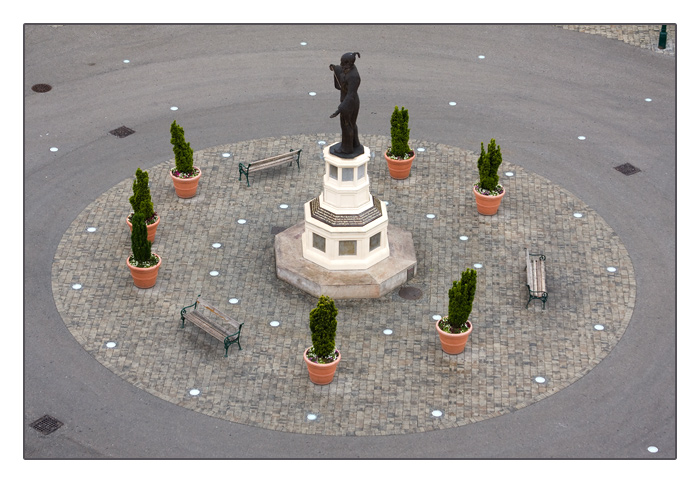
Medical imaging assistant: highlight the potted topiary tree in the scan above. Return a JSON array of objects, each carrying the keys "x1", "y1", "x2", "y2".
[
  {"x1": 384, "y1": 106, "x2": 415, "y2": 179},
  {"x1": 126, "y1": 168, "x2": 160, "y2": 242},
  {"x1": 473, "y1": 138, "x2": 505, "y2": 215},
  {"x1": 126, "y1": 212, "x2": 162, "y2": 288},
  {"x1": 303, "y1": 295, "x2": 341, "y2": 385},
  {"x1": 169, "y1": 120, "x2": 202, "y2": 198},
  {"x1": 436, "y1": 268, "x2": 476, "y2": 354}
]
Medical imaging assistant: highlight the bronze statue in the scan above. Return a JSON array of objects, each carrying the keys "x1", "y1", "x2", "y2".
[{"x1": 329, "y1": 52, "x2": 363, "y2": 158}]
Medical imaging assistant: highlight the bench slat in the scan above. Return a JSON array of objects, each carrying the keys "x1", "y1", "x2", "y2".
[{"x1": 184, "y1": 312, "x2": 228, "y2": 342}]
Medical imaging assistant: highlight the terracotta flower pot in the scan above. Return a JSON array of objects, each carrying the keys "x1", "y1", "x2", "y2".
[
  {"x1": 126, "y1": 253, "x2": 161, "y2": 289},
  {"x1": 126, "y1": 214, "x2": 160, "y2": 243},
  {"x1": 304, "y1": 347, "x2": 341, "y2": 385},
  {"x1": 436, "y1": 318, "x2": 473, "y2": 354},
  {"x1": 170, "y1": 166, "x2": 202, "y2": 198},
  {"x1": 473, "y1": 185, "x2": 505, "y2": 215},
  {"x1": 385, "y1": 151, "x2": 415, "y2": 180}
]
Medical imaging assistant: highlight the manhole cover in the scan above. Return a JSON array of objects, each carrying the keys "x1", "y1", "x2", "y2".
[
  {"x1": 398, "y1": 286, "x2": 423, "y2": 300},
  {"x1": 110, "y1": 126, "x2": 136, "y2": 138},
  {"x1": 31, "y1": 84, "x2": 52, "y2": 93},
  {"x1": 614, "y1": 163, "x2": 641, "y2": 175},
  {"x1": 29, "y1": 415, "x2": 64, "y2": 435}
]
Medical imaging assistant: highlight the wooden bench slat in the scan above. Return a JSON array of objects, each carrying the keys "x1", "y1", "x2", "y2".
[{"x1": 183, "y1": 312, "x2": 228, "y2": 341}]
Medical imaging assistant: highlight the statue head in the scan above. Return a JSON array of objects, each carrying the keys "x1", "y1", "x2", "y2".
[{"x1": 340, "y1": 52, "x2": 360, "y2": 71}]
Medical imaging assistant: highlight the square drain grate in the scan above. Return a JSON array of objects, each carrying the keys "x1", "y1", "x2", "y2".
[
  {"x1": 110, "y1": 126, "x2": 135, "y2": 138},
  {"x1": 29, "y1": 415, "x2": 64, "y2": 435},
  {"x1": 614, "y1": 163, "x2": 641, "y2": 175}
]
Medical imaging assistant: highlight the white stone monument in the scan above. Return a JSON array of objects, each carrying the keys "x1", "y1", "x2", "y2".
[
  {"x1": 274, "y1": 142, "x2": 417, "y2": 299},
  {"x1": 301, "y1": 144, "x2": 389, "y2": 270}
]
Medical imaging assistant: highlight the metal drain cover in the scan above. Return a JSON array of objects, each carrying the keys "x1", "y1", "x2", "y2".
[
  {"x1": 31, "y1": 84, "x2": 52, "y2": 93},
  {"x1": 398, "y1": 286, "x2": 423, "y2": 300},
  {"x1": 109, "y1": 126, "x2": 136, "y2": 138},
  {"x1": 614, "y1": 163, "x2": 641, "y2": 175},
  {"x1": 29, "y1": 415, "x2": 64, "y2": 435}
]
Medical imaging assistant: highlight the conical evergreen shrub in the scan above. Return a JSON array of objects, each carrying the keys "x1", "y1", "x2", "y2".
[
  {"x1": 388, "y1": 106, "x2": 411, "y2": 159},
  {"x1": 477, "y1": 138, "x2": 502, "y2": 192},
  {"x1": 129, "y1": 168, "x2": 155, "y2": 222},
  {"x1": 130, "y1": 212, "x2": 153, "y2": 266},
  {"x1": 170, "y1": 120, "x2": 194, "y2": 176},
  {"x1": 309, "y1": 295, "x2": 338, "y2": 360},
  {"x1": 448, "y1": 269, "x2": 477, "y2": 330}
]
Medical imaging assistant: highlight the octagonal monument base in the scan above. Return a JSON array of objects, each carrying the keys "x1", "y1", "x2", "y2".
[{"x1": 275, "y1": 221, "x2": 417, "y2": 299}]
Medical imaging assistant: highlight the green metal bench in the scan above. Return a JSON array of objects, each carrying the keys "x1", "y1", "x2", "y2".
[
  {"x1": 525, "y1": 248, "x2": 548, "y2": 310},
  {"x1": 238, "y1": 148, "x2": 302, "y2": 186},
  {"x1": 179, "y1": 295, "x2": 243, "y2": 357}
]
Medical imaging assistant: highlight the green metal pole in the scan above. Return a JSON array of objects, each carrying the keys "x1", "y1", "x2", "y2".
[{"x1": 658, "y1": 25, "x2": 667, "y2": 50}]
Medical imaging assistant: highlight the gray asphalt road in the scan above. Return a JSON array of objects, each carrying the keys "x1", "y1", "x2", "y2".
[{"x1": 24, "y1": 24, "x2": 675, "y2": 460}]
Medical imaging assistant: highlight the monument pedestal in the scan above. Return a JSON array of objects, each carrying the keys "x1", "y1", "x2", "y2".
[
  {"x1": 275, "y1": 222, "x2": 417, "y2": 299},
  {"x1": 274, "y1": 143, "x2": 417, "y2": 298}
]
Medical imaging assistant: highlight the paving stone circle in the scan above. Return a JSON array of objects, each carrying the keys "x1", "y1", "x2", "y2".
[{"x1": 51, "y1": 133, "x2": 635, "y2": 436}]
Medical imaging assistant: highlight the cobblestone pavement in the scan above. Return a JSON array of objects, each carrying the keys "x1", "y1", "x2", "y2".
[
  {"x1": 557, "y1": 24, "x2": 675, "y2": 56},
  {"x1": 51, "y1": 133, "x2": 635, "y2": 436}
]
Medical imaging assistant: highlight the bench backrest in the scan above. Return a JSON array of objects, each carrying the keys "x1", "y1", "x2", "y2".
[{"x1": 195, "y1": 298, "x2": 239, "y2": 329}]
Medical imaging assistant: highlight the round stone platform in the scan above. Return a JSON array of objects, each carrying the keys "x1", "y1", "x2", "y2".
[{"x1": 51, "y1": 133, "x2": 635, "y2": 436}]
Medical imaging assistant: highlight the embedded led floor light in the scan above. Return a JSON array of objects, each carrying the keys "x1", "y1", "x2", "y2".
[
  {"x1": 270, "y1": 321, "x2": 280, "y2": 327},
  {"x1": 87, "y1": 227, "x2": 97, "y2": 232},
  {"x1": 279, "y1": 204, "x2": 289, "y2": 209},
  {"x1": 594, "y1": 324, "x2": 605, "y2": 331},
  {"x1": 209, "y1": 271, "x2": 219, "y2": 277},
  {"x1": 105, "y1": 341, "x2": 117, "y2": 349},
  {"x1": 212, "y1": 243, "x2": 221, "y2": 248},
  {"x1": 459, "y1": 235, "x2": 468, "y2": 241},
  {"x1": 607, "y1": 267, "x2": 617, "y2": 273},
  {"x1": 431, "y1": 410, "x2": 443, "y2": 418},
  {"x1": 237, "y1": 219, "x2": 246, "y2": 224},
  {"x1": 170, "y1": 106, "x2": 178, "y2": 111},
  {"x1": 189, "y1": 389, "x2": 201, "y2": 396},
  {"x1": 573, "y1": 212, "x2": 584, "y2": 218},
  {"x1": 72, "y1": 284, "x2": 82, "y2": 290},
  {"x1": 228, "y1": 298, "x2": 239, "y2": 304},
  {"x1": 306, "y1": 413, "x2": 318, "y2": 421},
  {"x1": 383, "y1": 329, "x2": 393, "y2": 335},
  {"x1": 535, "y1": 376, "x2": 546, "y2": 384},
  {"x1": 473, "y1": 263, "x2": 483, "y2": 269},
  {"x1": 426, "y1": 214, "x2": 436, "y2": 219}
]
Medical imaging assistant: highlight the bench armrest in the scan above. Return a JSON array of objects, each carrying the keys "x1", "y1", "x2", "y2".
[{"x1": 180, "y1": 294, "x2": 201, "y2": 328}]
